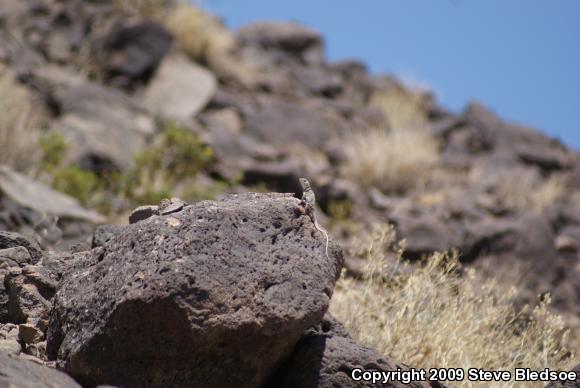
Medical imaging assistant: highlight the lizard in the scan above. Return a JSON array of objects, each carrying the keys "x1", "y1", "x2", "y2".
[{"x1": 299, "y1": 178, "x2": 330, "y2": 259}]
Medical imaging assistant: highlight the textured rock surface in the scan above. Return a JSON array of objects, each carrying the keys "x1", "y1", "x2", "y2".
[
  {"x1": 244, "y1": 98, "x2": 348, "y2": 148},
  {"x1": 143, "y1": 52, "x2": 217, "y2": 121},
  {"x1": 94, "y1": 19, "x2": 173, "y2": 87},
  {"x1": 4, "y1": 265, "x2": 57, "y2": 325},
  {"x1": 267, "y1": 314, "x2": 441, "y2": 388},
  {"x1": 47, "y1": 193, "x2": 343, "y2": 387},
  {"x1": 0, "y1": 167, "x2": 105, "y2": 224},
  {"x1": 0, "y1": 231, "x2": 43, "y2": 263},
  {"x1": 53, "y1": 81, "x2": 156, "y2": 171},
  {"x1": 0, "y1": 350, "x2": 81, "y2": 388}
]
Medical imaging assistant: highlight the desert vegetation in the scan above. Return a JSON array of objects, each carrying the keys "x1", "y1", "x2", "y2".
[
  {"x1": 471, "y1": 166, "x2": 565, "y2": 213},
  {"x1": 341, "y1": 127, "x2": 440, "y2": 193},
  {"x1": 331, "y1": 224, "x2": 574, "y2": 387},
  {"x1": 0, "y1": 70, "x2": 44, "y2": 172},
  {"x1": 1, "y1": 0, "x2": 578, "y2": 386}
]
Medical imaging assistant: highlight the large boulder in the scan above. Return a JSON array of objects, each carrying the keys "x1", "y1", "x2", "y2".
[
  {"x1": 267, "y1": 313, "x2": 440, "y2": 388},
  {"x1": 461, "y1": 102, "x2": 574, "y2": 171},
  {"x1": 0, "y1": 350, "x2": 81, "y2": 388},
  {"x1": 47, "y1": 193, "x2": 343, "y2": 387},
  {"x1": 93, "y1": 19, "x2": 173, "y2": 87},
  {"x1": 51, "y1": 80, "x2": 156, "y2": 172},
  {"x1": 244, "y1": 97, "x2": 349, "y2": 148},
  {"x1": 143, "y1": 52, "x2": 217, "y2": 121},
  {"x1": 237, "y1": 21, "x2": 324, "y2": 65},
  {"x1": 0, "y1": 231, "x2": 43, "y2": 263},
  {"x1": 0, "y1": 166, "x2": 105, "y2": 224}
]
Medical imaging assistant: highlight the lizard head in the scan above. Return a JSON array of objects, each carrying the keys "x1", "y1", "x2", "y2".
[{"x1": 298, "y1": 178, "x2": 310, "y2": 191}]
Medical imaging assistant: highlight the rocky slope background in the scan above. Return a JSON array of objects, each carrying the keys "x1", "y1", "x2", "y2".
[{"x1": 1, "y1": 0, "x2": 579, "y2": 387}]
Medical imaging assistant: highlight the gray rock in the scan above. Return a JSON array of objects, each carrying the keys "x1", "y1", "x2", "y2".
[
  {"x1": 0, "y1": 247, "x2": 33, "y2": 268},
  {"x1": 555, "y1": 226, "x2": 580, "y2": 253},
  {"x1": 94, "y1": 19, "x2": 173, "y2": 87},
  {"x1": 461, "y1": 102, "x2": 573, "y2": 172},
  {"x1": 128, "y1": 205, "x2": 158, "y2": 224},
  {"x1": 0, "y1": 232, "x2": 42, "y2": 263},
  {"x1": 517, "y1": 141, "x2": 574, "y2": 171},
  {"x1": 0, "y1": 350, "x2": 81, "y2": 388},
  {"x1": 143, "y1": 52, "x2": 217, "y2": 121},
  {"x1": 244, "y1": 98, "x2": 348, "y2": 148},
  {"x1": 19, "y1": 323, "x2": 44, "y2": 345},
  {"x1": 158, "y1": 198, "x2": 187, "y2": 216},
  {"x1": 53, "y1": 81, "x2": 156, "y2": 172},
  {"x1": 237, "y1": 21, "x2": 324, "y2": 65},
  {"x1": 0, "y1": 323, "x2": 21, "y2": 355},
  {"x1": 0, "y1": 271, "x2": 9, "y2": 323},
  {"x1": 92, "y1": 224, "x2": 124, "y2": 248},
  {"x1": 397, "y1": 215, "x2": 463, "y2": 260},
  {"x1": 291, "y1": 64, "x2": 343, "y2": 97},
  {"x1": 5, "y1": 266, "x2": 57, "y2": 325},
  {"x1": 267, "y1": 314, "x2": 439, "y2": 388},
  {"x1": 0, "y1": 166, "x2": 105, "y2": 224},
  {"x1": 47, "y1": 193, "x2": 343, "y2": 388}
]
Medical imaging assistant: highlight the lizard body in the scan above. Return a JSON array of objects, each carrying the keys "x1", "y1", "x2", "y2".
[{"x1": 299, "y1": 178, "x2": 329, "y2": 259}]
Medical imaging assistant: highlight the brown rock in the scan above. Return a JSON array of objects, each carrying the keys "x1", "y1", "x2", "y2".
[
  {"x1": 0, "y1": 351, "x2": 81, "y2": 388},
  {"x1": 48, "y1": 193, "x2": 343, "y2": 388},
  {"x1": 267, "y1": 314, "x2": 442, "y2": 388}
]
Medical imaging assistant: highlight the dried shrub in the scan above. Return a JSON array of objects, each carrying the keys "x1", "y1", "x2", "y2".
[
  {"x1": 341, "y1": 127, "x2": 439, "y2": 193},
  {"x1": 165, "y1": 4, "x2": 234, "y2": 65},
  {"x1": 0, "y1": 70, "x2": 44, "y2": 172},
  {"x1": 331, "y1": 224, "x2": 573, "y2": 387},
  {"x1": 472, "y1": 167, "x2": 565, "y2": 212}
]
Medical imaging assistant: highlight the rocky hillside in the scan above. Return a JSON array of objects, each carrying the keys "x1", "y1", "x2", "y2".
[{"x1": 1, "y1": 0, "x2": 579, "y2": 387}]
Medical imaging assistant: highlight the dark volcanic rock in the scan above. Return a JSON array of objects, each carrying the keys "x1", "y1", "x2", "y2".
[
  {"x1": 47, "y1": 193, "x2": 343, "y2": 388},
  {"x1": 94, "y1": 19, "x2": 173, "y2": 87},
  {"x1": 52, "y1": 81, "x2": 155, "y2": 172},
  {"x1": 461, "y1": 102, "x2": 574, "y2": 172},
  {"x1": 244, "y1": 98, "x2": 349, "y2": 148},
  {"x1": 91, "y1": 224, "x2": 124, "y2": 248},
  {"x1": 267, "y1": 313, "x2": 439, "y2": 388},
  {"x1": 4, "y1": 265, "x2": 57, "y2": 325},
  {"x1": 0, "y1": 231, "x2": 43, "y2": 263},
  {"x1": 0, "y1": 350, "x2": 81, "y2": 388},
  {"x1": 0, "y1": 166, "x2": 106, "y2": 224},
  {"x1": 143, "y1": 52, "x2": 217, "y2": 121},
  {"x1": 237, "y1": 21, "x2": 324, "y2": 65}
]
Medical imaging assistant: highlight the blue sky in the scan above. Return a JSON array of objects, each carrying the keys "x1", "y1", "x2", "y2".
[{"x1": 201, "y1": 0, "x2": 579, "y2": 150}]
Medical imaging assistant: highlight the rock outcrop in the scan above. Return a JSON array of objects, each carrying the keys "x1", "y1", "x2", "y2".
[
  {"x1": 47, "y1": 193, "x2": 343, "y2": 387},
  {"x1": 1, "y1": 0, "x2": 579, "y2": 386},
  {"x1": 267, "y1": 313, "x2": 442, "y2": 388},
  {"x1": 0, "y1": 351, "x2": 81, "y2": 388}
]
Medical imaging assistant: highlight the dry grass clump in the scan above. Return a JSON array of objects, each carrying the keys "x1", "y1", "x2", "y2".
[
  {"x1": 0, "y1": 70, "x2": 43, "y2": 172},
  {"x1": 472, "y1": 167, "x2": 565, "y2": 212},
  {"x1": 330, "y1": 224, "x2": 573, "y2": 388},
  {"x1": 370, "y1": 85, "x2": 428, "y2": 131},
  {"x1": 341, "y1": 127, "x2": 439, "y2": 193},
  {"x1": 165, "y1": 4, "x2": 234, "y2": 65},
  {"x1": 112, "y1": 0, "x2": 177, "y2": 19}
]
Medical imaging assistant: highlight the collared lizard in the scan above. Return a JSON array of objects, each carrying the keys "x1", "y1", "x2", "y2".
[{"x1": 299, "y1": 178, "x2": 330, "y2": 259}]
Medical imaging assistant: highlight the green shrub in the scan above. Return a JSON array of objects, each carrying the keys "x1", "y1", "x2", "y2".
[
  {"x1": 38, "y1": 132, "x2": 69, "y2": 172},
  {"x1": 122, "y1": 122, "x2": 216, "y2": 204},
  {"x1": 0, "y1": 71, "x2": 44, "y2": 172},
  {"x1": 51, "y1": 165, "x2": 99, "y2": 205}
]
